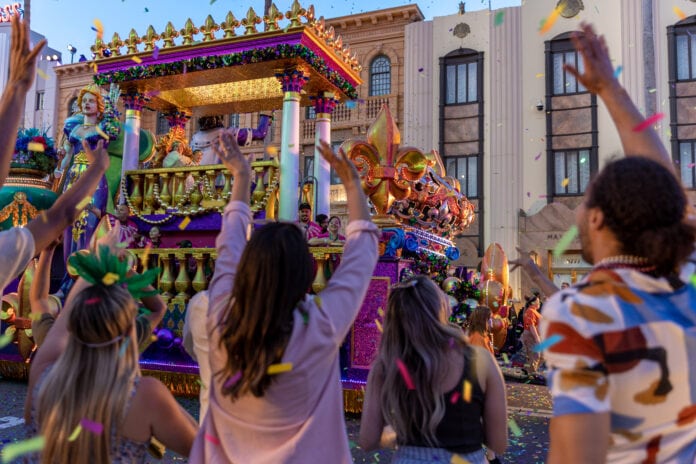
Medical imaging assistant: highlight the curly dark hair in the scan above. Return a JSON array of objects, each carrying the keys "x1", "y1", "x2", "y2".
[{"x1": 586, "y1": 157, "x2": 695, "y2": 276}]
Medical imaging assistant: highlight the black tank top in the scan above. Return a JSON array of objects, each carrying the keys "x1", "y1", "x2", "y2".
[{"x1": 405, "y1": 345, "x2": 485, "y2": 454}]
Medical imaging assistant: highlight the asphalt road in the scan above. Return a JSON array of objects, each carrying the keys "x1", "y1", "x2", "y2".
[{"x1": 0, "y1": 378, "x2": 551, "y2": 463}]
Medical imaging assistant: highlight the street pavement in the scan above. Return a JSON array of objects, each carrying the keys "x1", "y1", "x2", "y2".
[{"x1": 0, "y1": 378, "x2": 551, "y2": 463}]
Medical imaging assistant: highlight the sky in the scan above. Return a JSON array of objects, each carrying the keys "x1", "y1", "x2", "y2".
[{"x1": 26, "y1": 0, "x2": 520, "y2": 62}]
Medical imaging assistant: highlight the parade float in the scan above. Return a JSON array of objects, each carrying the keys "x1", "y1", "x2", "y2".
[{"x1": 0, "y1": 1, "x2": 516, "y2": 410}]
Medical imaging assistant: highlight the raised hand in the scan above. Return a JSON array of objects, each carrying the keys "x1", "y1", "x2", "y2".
[
  {"x1": 215, "y1": 130, "x2": 250, "y2": 177},
  {"x1": 564, "y1": 22, "x2": 615, "y2": 96},
  {"x1": 317, "y1": 140, "x2": 360, "y2": 186},
  {"x1": 7, "y1": 16, "x2": 46, "y2": 94},
  {"x1": 509, "y1": 247, "x2": 536, "y2": 273}
]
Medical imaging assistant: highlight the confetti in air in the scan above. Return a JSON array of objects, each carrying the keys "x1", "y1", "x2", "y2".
[
  {"x1": 462, "y1": 380, "x2": 472, "y2": 403},
  {"x1": 131, "y1": 56, "x2": 142, "y2": 64},
  {"x1": 674, "y1": 6, "x2": 687, "y2": 20},
  {"x1": 92, "y1": 19, "x2": 104, "y2": 40},
  {"x1": 80, "y1": 418, "x2": 104, "y2": 435},
  {"x1": 539, "y1": 6, "x2": 562, "y2": 35},
  {"x1": 36, "y1": 68, "x2": 49, "y2": 80},
  {"x1": 68, "y1": 425, "x2": 82, "y2": 442},
  {"x1": 27, "y1": 142, "x2": 45, "y2": 152},
  {"x1": 552, "y1": 225, "x2": 578, "y2": 258},
  {"x1": 396, "y1": 359, "x2": 416, "y2": 390},
  {"x1": 534, "y1": 152, "x2": 542, "y2": 161},
  {"x1": 494, "y1": 10, "x2": 505, "y2": 26},
  {"x1": 178, "y1": 216, "x2": 191, "y2": 230},
  {"x1": 613, "y1": 65, "x2": 623, "y2": 79},
  {"x1": 144, "y1": 7, "x2": 149, "y2": 12},
  {"x1": 508, "y1": 418, "x2": 523, "y2": 437},
  {"x1": 561, "y1": 178, "x2": 570, "y2": 188},
  {"x1": 534, "y1": 334, "x2": 564, "y2": 352},
  {"x1": 0, "y1": 333, "x2": 13, "y2": 349},
  {"x1": 375, "y1": 319, "x2": 383, "y2": 333},
  {"x1": 450, "y1": 391, "x2": 460, "y2": 404},
  {"x1": 76, "y1": 196, "x2": 91, "y2": 211},
  {"x1": 118, "y1": 336, "x2": 130, "y2": 358},
  {"x1": 451, "y1": 455, "x2": 471, "y2": 464},
  {"x1": 152, "y1": 46, "x2": 160, "y2": 60},
  {"x1": 1, "y1": 436, "x2": 46, "y2": 463},
  {"x1": 223, "y1": 371, "x2": 242, "y2": 389},
  {"x1": 205, "y1": 434, "x2": 221, "y2": 446},
  {"x1": 267, "y1": 362, "x2": 293, "y2": 375},
  {"x1": 632, "y1": 112, "x2": 665, "y2": 132},
  {"x1": 85, "y1": 297, "x2": 101, "y2": 305}
]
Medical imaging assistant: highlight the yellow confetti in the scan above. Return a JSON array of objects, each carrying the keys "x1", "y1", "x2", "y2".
[
  {"x1": 266, "y1": 146, "x2": 279, "y2": 156},
  {"x1": 375, "y1": 319, "x2": 383, "y2": 333},
  {"x1": 68, "y1": 424, "x2": 82, "y2": 442},
  {"x1": 27, "y1": 142, "x2": 45, "y2": 152},
  {"x1": 92, "y1": 19, "x2": 104, "y2": 39},
  {"x1": 561, "y1": 178, "x2": 570, "y2": 187},
  {"x1": 508, "y1": 418, "x2": 523, "y2": 437},
  {"x1": 674, "y1": 6, "x2": 687, "y2": 20},
  {"x1": 90, "y1": 62, "x2": 99, "y2": 73},
  {"x1": 267, "y1": 362, "x2": 293, "y2": 375},
  {"x1": 101, "y1": 272, "x2": 120, "y2": 285},
  {"x1": 95, "y1": 126, "x2": 109, "y2": 140},
  {"x1": 36, "y1": 68, "x2": 49, "y2": 80},
  {"x1": 451, "y1": 455, "x2": 471, "y2": 464},
  {"x1": 178, "y1": 216, "x2": 191, "y2": 230},
  {"x1": 377, "y1": 307, "x2": 384, "y2": 318},
  {"x1": 2, "y1": 436, "x2": 45, "y2": 463},
  {"x1": 535, "y1": 73, "x2": 544, "y2": 78},
  {"x1": 539, "y1": 6, "x2": 562, "y2": 35},
  {"x1": 131, "y1": 56, "x2": 142, "y2": 64},
  {"x1": 76, "y1": 196, "x2": 91, "y2": 211},
  {"x1": 462, "y1": 380, "x2": 472, "y2": 403}
]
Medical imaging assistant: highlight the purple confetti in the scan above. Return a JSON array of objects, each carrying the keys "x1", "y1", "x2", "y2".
[{"x1": 152, "y1": 46, "x2": 160, "y2": 60}]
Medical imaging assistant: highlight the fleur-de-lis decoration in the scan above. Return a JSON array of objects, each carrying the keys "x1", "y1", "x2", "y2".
[
  {"x1": 220, "y1": 11, "x2": 240, "y2": 38},
  {"x1": 241, "y1": 7, "x2": 262, "y2": 35},
  {"x1": 90, "y1": 37, "x2": 107, "y2": 59},
  {"x1": 160, "y1": 21, "x2": 179, "y2": 48},
  {"x1": 286, "y1": 0, "x2": 306, "y2": 28},
  {"x1": 180, "y1": 18, "x2": 199, "y2": 45},
  {"x1": 341, "y1": 44, "x2": 352, "y2": 61},
  {"x1": 124, "y1": 28, "x2": 142, "y2": 55},
  {"x1": 305, "y1": 5, "x2": 316, "y2": 25},
  {"x1": 200, "y1": 15, "x2": 220, "y2": 41},
  {"x1": 325, "y1": 25, "x2": 335, "y2": 46},
  {"x1": 314, "y1": 16, "x2": 326, "y2": 38},
  {"x1": 141, "y1": 25, "x2": 160, "y2": 52},
  {"x1": 341, "y1": 105, "x2": 428, "y2": 216},
  {"x1": 334, "y1": 35, "x2": 343, "y2": 53},
  {"x1": 264, "y1": 3, "x2": 283, "y2": 32},
  {"x1": 107, "y1": 32, "x2": 123, "y2": 57}
]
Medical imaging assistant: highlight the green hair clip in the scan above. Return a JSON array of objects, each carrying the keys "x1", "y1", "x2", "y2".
[{"x1": 68, "y1": 245, "x2": 160, "y2": 300}]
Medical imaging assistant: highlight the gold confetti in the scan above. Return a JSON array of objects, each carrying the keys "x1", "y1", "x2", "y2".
[
  {"x1": 267, "y1": 362, "x2": 293, "y2": 375},
  {"x1": 131, "y1": 56, "x2": 142, "y2": 64},
  {"x1": 178, "y1": 216, "x2": 191, "y2": 230},
  {"x1": 451, "y1": 455, "x2": 471, "y2": 464},
  {"x1": 101, "y1": 272, "x2": 120, "y2": 285},
  {"x1": 90, "y1": 62, "x2": 98, "y2": 73},
  {"x1": 674, "y1": 6, "x2": 687, "y2": 20},
  {"x1": 313, "y1": 295, "x2": 322, "y2": 308},
  {"x1": 539, "y1": 6, "x2": 562, "y2": 35},
  {"x1": 36, "y1": 68, "x2": 49, "y2": 80},
  {"x1": 68, "y1": 424, "x2": 82, "y2": 442},
  {"x1": 535, "y1": 73, "x2": 544, "y2": 78},
  {"x1": 27, "y1": 142, "x2": 45, "y2": 152},
  {"x1": 462, "y1": 380, "x2": 472, "y2": 403},
  {"x1": 375, "y1": 319, "x2": 383, "y2": 333},
  {"x1": 76, "y1": 196, "x2": 91, "y2": 211},
  {"x1": 266, "y1": 146, "x2": 279, "y2": 156},
  {"x1": 95, "y1": 126, "x2": 109, "y2": 140},
  {"x1": 377, "y1": 307, "x2": 384, "y2": 318},
  {"x1": 92, "y1": 19, "x2": 104, "y2": 39},
  {"x1": 561, "y1": 178, "x2": 570, "y2": 187}
]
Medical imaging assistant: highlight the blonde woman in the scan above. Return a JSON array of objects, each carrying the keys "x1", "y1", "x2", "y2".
[
  {"x1": 360, "y1": 276, "x2": 508, "y2": 464},
  {"x1": 24, "y1": 227, "x2": 197, "y2": 463}
]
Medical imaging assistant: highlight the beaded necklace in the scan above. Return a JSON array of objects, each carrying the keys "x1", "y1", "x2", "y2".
[{"x1": 592, "y1": 255, "x2": 657, "y2": 273}]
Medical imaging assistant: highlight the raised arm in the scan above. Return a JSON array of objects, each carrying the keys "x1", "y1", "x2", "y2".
[
  {"x1": 26, "y1": 140, "x2": 109, "y2": 254},
  {"x1": 29, "y1": 242, "x2": 59, "y2": 346},
  {"x1": 206, "y1": 131, "x2": 252, "y2": 315},
  {"x1": 510, "y1": 247, "x2": 559, "y2": 298},
  {"x1": 565, "y1": 23, "x2": 672, "y2": 173},
  {"x1": 0, "y1": 16, "x2": 46, "y2": 188}
]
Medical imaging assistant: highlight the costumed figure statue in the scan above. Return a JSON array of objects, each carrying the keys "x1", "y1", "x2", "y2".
[
  {"x1": 190, "y1": 113, "x2": 273, "y2": 165},
  {"x1": 54, "y1": 83, "x2": 120, "y2": 266},
  {"x1": 153, "y1": 127, "x2": 193, "y2": 168}
]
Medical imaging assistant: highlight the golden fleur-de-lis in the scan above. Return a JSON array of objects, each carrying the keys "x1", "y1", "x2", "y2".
[
  {"x1": 221, "y1": 12, "x2": 240, "y2": 38},
  {"x1": 264, "y1": 3, "x2": 284, "y2": 32},
  {"x1": 285, "y1": 0, "x2": 306, "y2": 28},
  {"x1": 141, "y1": 25, "x2": 160, "y2": 52},
  {"x1": 108, "y1": 32, "x2": 123, "y2": 56},
  {"x1": 341, "y1": 105, "x2": 428, "y2": 215},
  {"x1": 200, "y1": 14, "x2": 220, "y2": 42},
  {"x1": 161, "y1": 21, "x2": 179, "y2": 48},
  {"x1": 180, "y1": 18, "x2": 199, "y2": 45},
  {"x1": 241, "y1": 7, "x2": 262, "y2": 35},
  {"x1": 124, "y1": 28, "x2": 142, "y2": 55}
]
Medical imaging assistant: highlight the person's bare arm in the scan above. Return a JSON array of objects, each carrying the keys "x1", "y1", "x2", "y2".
[
  {"x1": 359, "y1": 363, "x2": 386, "y2": 451},
  {"x1": 477, "y1": 347, "x2": 508, "y2": 455},
  {"x1": 318, "y1": 141, "x2": 371, "y2": 223},
  {"x1": 144, "y1": 377, "x2": 198, "y2": 456},
  {"x1": 0, "y1": 16, "x2": 46, "y2": 188},
  {"x1": 547, "y1": 413, "x2": 610, "y2": 464},
  {"x1": 29, "y1": 243, "x2": 56, "y2": 314},
  {"x1": 510, "y1": 247, "x2": 559, "y2": 297},
  {"x1": 26, "y1": 140, "x2": 109, "y2": 253},
  {"x1": 565, "y1": 23, "x2": 672, "y2": 173}
]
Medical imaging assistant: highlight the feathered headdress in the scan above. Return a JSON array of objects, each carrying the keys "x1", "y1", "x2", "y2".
[{"x1": 69, "y1": 245, "x2": 160, "y2": 300}]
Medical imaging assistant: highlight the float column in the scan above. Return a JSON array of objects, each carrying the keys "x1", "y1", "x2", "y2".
[
  {"x1": 276, "y1": 68, "x2": 309, "y2": 221},
  {"x1": 119, "y1": 92, "x2": 149, "y2": 204},
  {"x1": 312, "y1": 92, "x2": 337, "y2": 219}
]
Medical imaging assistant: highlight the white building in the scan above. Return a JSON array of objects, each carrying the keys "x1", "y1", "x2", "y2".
[{"x1": 404, "y1": 0, "x2": 696, "y2": 296}]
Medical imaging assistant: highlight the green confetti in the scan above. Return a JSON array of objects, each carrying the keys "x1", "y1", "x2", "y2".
[
  {"x1": 508, "y1": 418, "x2": 522, "y2": 437},
  {"x1": 0, "y1": 332, "x2": 13, "y2": 349},
  {"x1": 502, "y1": 353, "x2": 509, "y2": 364},
  {"x1": 494, "y1": 11, "x2": 505, "y2": 26},
  {"x1": 2, "y1": 436, "x2": 46, "y2": 463},
  {"x1": 552, "y1": 225, "x2": 578, "y2": 258},
  {"x1": 691, "y1": 274, "x2": 696, "y2": 287},
  {"x1": 210, "y1": 0, "x2": 217, "y2": 3}
]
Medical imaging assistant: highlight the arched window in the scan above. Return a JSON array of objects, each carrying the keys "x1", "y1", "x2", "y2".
[{"x1": 369, "y1": 55, "x2": 391, "y2": 96}]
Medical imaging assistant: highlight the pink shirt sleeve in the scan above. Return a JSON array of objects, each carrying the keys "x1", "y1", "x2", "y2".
[
  {"x1": 207, "y1": 201, "x2": 251, "y2": 318},
  {"x1": 315, "y1": 219, "x2": 379, "y2": 344}
]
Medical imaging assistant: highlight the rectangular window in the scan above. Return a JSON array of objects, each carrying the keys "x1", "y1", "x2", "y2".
[
  {"x1": 676, "y1": 31, "x2": 696, "y2": 81},
  {"x1": 229, "y1": 113, "x2": 240, "y2": 127},
  {"x1": 445, "y1": 61, "x2": 478, "y2": 105},
  {"x1": 552, "y1": 49, "x2": 585, "y2": 95},
  {"x1": 306, "y1": 106, "x2": 316, "y2": 120},
  {"x1": 445, "y1": 155, "x2": 478, "y2": 198},
  {"x1": 679, "y1": 141, "x2": 696, "y2": 188},
  {"x1": 553, "y1": 149, "x2": 591, "y2": 195},
  {"x1": 156, "y1": 112, "x2": 169, "y2": 135},
  {"x1": 35, "y1": 91, "x2": 45, "y2": 111}
]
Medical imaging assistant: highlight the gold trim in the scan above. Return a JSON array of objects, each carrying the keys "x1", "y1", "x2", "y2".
[{"x1": 125, "y1": 109, "x2": 141, "y2": 118}]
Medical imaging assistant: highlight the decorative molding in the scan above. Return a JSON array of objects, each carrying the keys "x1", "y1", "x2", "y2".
[
  {"x1": 453, "y1": 23, "x2": 470, "y2": 39},
  {"x1": 558, "y1": 0, "x2": 584, "y2": 19}
]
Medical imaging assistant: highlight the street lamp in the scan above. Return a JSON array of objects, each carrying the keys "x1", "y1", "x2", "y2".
[{"x1": 67, "y1": 44, "x2": 77, "y2": 64}]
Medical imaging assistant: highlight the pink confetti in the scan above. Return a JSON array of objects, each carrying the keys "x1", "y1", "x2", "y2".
[
  {"x1": 80, "y1": 418, "x2": 104, "y2": 435},
  {"x1": 205, "y1": 434, "x2": 221, "y2": 446},
  {"x1": 534, "y1": 152, "x2": 542, "y2": 161},
  {"x1": 688, "y1": 163, "x2": 695, "y2": 168},
  {"x1": 450, "y1": 391, "x2": 460, "y2": 404},
  {"x1": 223, "y1": 371, "x2": 242, "y2": 389},
  {"x1": 85, "y1": 297, "x2": 101, "y2": 304},
  {"x1": 396, "y1": 358, "x2": 415, "y2": 390},
  {"x1": 632, "y1": 113, "x2": 664, "y2": 132},
  {"x1": 526, "y1": 192, "x2": 531, "y2": 198}
]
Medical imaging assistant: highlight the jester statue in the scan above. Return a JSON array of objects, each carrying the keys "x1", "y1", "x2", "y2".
[
  {"x1": 54, "y1": 83, "x2": 120, "y2": 267},
  {"x1": 190, "y1": 113, "x2": 273, "y2": 165}
]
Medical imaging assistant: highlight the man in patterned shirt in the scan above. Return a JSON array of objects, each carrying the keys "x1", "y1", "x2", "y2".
[{"x1": 541, "y1": 23, "x2": 696, "y2": 463}]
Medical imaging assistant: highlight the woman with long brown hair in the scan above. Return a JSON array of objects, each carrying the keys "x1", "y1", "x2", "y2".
[
  {"x1": 359, "y1": 276, "x2": 508, "y2": 464},
  {"x1": 189, "y1": 135, "x2": 378, "y2": 463}
]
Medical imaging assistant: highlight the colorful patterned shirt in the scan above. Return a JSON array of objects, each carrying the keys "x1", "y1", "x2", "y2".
[{"x1": 541, "y1": 263, "x2": 696, "y2": 463}]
